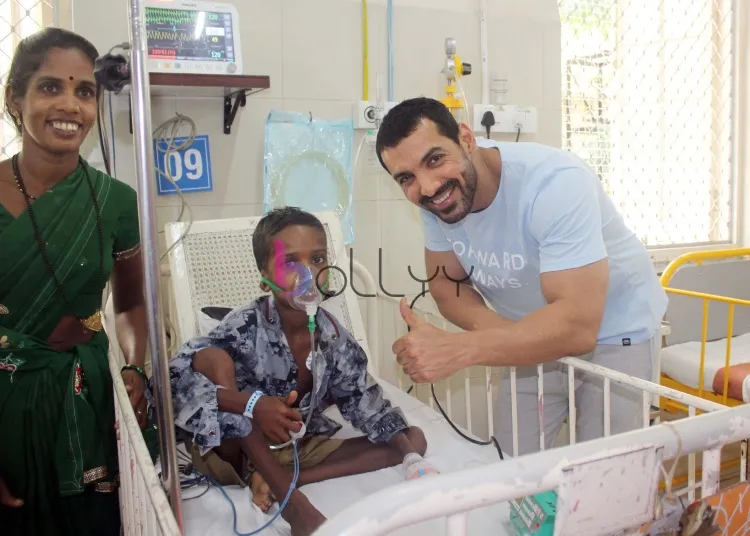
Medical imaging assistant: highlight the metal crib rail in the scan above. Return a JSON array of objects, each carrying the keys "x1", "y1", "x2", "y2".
[
  {"x1": 370, "y1": 288, "x2": 740, "y2": 507},
  {"x1": 314, "y1": 403, "x2": 750, "y2": 536}
]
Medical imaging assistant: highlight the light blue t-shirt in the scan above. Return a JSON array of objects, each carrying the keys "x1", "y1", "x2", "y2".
[{"x1": 421, "y1": 139, "x2": 668, "y2": 345}]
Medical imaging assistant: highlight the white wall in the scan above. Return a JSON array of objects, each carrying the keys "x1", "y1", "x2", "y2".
[
  {"x1": 71, "y1": 0, "x2": 561, "y2": 438},
  {"x1": 73, "y1": 0, "x2": 562, "y2": 298}
]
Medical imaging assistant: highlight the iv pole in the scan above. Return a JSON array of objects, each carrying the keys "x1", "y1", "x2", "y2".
[{"x1": 126, "y1": 0, "x2": 185, "y2": 529}]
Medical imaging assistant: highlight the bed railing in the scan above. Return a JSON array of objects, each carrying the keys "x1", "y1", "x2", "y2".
[
  {"x1": 315, "y1": 402, "x2": 750, "y2": 536},
  {"x1": 104, "y1": 297, "x2": 181, "y2": 536},
  {"x1": 362, "y1": 280, "x2": 743, "y2": 504},
  {"x1": 326, "y1": 264, "x2": 750, "y2": 535},
  {"x1": 659, "y1": 247, "x2": 750, "y2": 409},
  {"x1": 112, "y1": 258, "x2": 747, "y2": 535}
]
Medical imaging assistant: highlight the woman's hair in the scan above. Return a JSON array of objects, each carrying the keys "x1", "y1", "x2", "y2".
[{"x1": 4, "y1": 27, "x2": 99, "y2": 134}]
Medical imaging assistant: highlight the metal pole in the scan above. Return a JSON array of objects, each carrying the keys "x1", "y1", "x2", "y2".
[
  {"x1": 125, "y1": 0, "x2": 184, "y2": 530},
  {"x1": 479, "y1": 0, "x2": 489, "y2": 105}
]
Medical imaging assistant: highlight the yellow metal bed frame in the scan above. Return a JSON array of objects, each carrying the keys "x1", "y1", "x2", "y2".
[
  {"x1": 659, "y1": 247, "x2": 750, "y2": 412},
  {"x1": 658, "y1": 248, "x2": 750, "y2": 488}
]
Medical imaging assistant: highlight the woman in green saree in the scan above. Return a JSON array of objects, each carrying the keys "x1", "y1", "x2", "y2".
[{"x1": 0, "y1": 28, "x2": 149, "y2": 535}]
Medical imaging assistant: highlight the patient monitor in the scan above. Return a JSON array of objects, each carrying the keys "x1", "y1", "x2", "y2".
[{"x1": 144, "y1": 0, "x2": 243, "y2": 75}]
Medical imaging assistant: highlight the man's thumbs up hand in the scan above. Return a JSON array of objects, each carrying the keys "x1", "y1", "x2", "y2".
[
  {"x1": 400, "y1": 297, "x2": 426, "y2": 329},
  {"x1": 392, "y1": 298, "x2": 470, "y2": 383}
]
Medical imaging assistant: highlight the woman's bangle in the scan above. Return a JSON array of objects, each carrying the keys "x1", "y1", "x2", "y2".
[{"x1": 121, "y1": 364, "x2": 147, "y2": 380}]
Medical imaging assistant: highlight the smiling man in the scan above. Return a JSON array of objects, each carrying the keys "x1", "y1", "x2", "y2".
[{"x1": 376, "y1": 97, "x2": 668, "y2": 455}]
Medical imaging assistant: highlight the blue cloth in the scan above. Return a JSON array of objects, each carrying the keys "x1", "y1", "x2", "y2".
[
  {"x1": 421, "y1": 139, "x2": 668, "y2": 346},
  {"x1": 166, "y1": 296, "x2": 408, "y2": 455}
]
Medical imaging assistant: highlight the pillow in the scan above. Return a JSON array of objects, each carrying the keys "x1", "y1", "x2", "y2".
[
  {"x1": 196, "y1": 306, "x2": 233, "y2": 337},
  {"x1": 202, "y1": 306, "x2": 233, "y2": 320}
]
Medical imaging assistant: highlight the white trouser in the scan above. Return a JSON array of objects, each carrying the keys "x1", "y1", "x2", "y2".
[{"x1": 493, "y1": 337, "x2": 656, "y2": 457}]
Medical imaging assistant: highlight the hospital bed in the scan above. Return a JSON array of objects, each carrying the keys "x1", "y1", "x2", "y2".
[
  {"x1": 105, "y1": 214, "x2": 750, "y2": 535},
  {"x1": 659, "y1": 248, "x2": 750, "y2": 410}
]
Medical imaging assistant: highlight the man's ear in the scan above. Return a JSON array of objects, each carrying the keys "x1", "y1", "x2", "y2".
[{"x1": 458, "y1": 123, "x2": 477, "y2": 153}]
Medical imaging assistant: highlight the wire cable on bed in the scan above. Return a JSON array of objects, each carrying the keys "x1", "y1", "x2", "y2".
[
  {"x1": 406, "y1": 294, "x2": 504, "y2": 461},
  {"x1": 159, "y1": 448, "x2": 211, "y2": 501},
  {"x1": 212, "y1": 440, "x2": 301, "y2": 536},
  {"x1": 429, "y1": 383, "x2": 504, "y2": 460}
]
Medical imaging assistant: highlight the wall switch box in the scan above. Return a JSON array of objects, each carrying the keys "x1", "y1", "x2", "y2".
[
  {"x1": 353, "y1": 100, "x2": 400, "y2": 129},
  {"x1": 473, "y1": 104, "x2": 538, "y2": 135}
]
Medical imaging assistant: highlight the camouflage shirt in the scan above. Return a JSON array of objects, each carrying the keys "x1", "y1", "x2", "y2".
[{"x1": 167, "y1": 296, "x2": 408, "y2": 454}]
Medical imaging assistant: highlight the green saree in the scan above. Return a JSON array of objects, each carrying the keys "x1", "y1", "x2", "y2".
[{"x1": 0, "y1": 159, "x2": 140, "y2": 535}]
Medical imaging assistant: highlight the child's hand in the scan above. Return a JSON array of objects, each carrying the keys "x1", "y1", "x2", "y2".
[
  {"x1": 253, "y1": 391, "x2": 303, "y2": 444},
  {"x1": 403, "y1": 453, "x2": 439, "y2": 480}
]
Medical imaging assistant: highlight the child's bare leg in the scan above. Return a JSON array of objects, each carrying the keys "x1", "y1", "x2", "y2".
[
  {"x1": 241, "y1": 427, "x2": 326, "y2": 536},
  {"x1": 251, "y1": 472, "x2": 275, "y2": 512},
  {"x1": 298, "y1": 426, "x2": 427, "y2": 486},
  {"x1": 193, "y1": 350, "x2": 326, "y2": 536},
  {"x1": 248, "y1": 427, "x2": 427, "y2": 511},
  {"x1": 212, "y1": 439, "x2": 245, "y2": 478}
]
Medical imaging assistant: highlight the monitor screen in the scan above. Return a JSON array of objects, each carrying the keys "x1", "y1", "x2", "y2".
[{"x1": 145, "y1": 7, "x2": 236, "y2": 63}]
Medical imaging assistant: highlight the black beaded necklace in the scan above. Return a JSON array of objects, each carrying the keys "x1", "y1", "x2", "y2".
[{"x1": 11, "y1": 153, "x2": 105, "y2": 310}]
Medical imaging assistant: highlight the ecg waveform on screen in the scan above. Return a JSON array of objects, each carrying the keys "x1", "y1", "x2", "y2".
[
  {"x1": 145, "y1": 8, "x2": 197, "y2": 24},
  {"x1": 147, "y1": 30, "x2": 195, "y2": 42}
]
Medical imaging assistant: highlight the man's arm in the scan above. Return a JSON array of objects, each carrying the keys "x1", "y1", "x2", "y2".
[
  {"x1": 426, "y1": 249, "x2": 514, "y2": 331},
  {"x1": 463, "y1": 259, "x2": 608, "y2": 367},
  {"x1": 460, "y1": 167, "x2": 610, "y2": 367}
]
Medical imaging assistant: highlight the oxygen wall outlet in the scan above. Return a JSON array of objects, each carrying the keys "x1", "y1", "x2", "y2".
[
  {"x1": 473, "y1": 104, "x2": 538, "y2": 135},
  {"x1": 353, "y1": 100, "x2": 400, "y2": 129}
]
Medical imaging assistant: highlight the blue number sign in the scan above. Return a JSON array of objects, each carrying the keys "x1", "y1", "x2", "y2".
[{"x1": 153, "y1": 135, "x2": 213, "y2": 195}]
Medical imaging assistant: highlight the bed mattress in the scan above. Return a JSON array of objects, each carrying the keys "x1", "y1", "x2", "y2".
[
  {"x1": 661, "y1": 332, "x2": 750, "y2": 402},
  {"x1": 178, "y1": 381, "x2": 513, "y2": 535}
]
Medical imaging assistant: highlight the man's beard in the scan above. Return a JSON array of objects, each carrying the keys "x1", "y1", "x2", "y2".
[{"x1": 420, "y1": 157, "x2": 478, "y2": 224}]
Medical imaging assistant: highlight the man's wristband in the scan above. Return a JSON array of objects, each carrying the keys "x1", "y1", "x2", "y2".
[{"x1": 244, "y1": 391, "x2": 264, "y2": 418}]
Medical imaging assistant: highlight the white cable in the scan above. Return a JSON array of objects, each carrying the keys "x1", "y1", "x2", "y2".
[
  {"x1": 455, "y1": 75, "x2": 471, "y2": 126},
  {"x1": 152, "y1": 113, "x2": 197, "y2": 353},
  {"x1": 153, "y1": 112, "x2": 196, "y2": 261}
]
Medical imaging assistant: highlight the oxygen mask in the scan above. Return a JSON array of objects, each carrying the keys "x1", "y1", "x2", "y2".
[
  {"x1": 262, "y1": 262, "x2": 328, "y2": 331},
  {"x1": 288, "y1": 264, "x2": 324, "y2": 316}
]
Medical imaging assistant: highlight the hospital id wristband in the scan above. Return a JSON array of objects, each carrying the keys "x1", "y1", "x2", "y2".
[{"x1": 244, "y1": 391, "x2": 264, "y2": 418}]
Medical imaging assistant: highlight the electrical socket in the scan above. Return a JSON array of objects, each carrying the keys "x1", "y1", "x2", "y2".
[
  {"x1": 353, "y1": 100, "x2": 399, "y2": 129},
  {"x1": 473, "y1": 104, "x2": 538, "y2": 135}
]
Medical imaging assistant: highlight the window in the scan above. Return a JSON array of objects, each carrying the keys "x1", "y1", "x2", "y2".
[
  {"x1": 1, "y1": 0, "x2": 56, "y2": 158},
  {"x1": 559, "y1": 0, "x2": 736, "y2": 249}
]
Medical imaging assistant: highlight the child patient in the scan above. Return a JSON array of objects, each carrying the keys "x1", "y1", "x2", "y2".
[{"x1": 168, "y1": 207, "x2": 437, "y2": 536}]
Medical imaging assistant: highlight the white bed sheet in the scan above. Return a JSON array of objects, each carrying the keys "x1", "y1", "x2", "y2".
[
  {"x1": 661, "y1": 332, "x2": 750, "y2": 402},
  {"x1": 179, "y1": 381, "x2": 513, "y2": 535}
]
